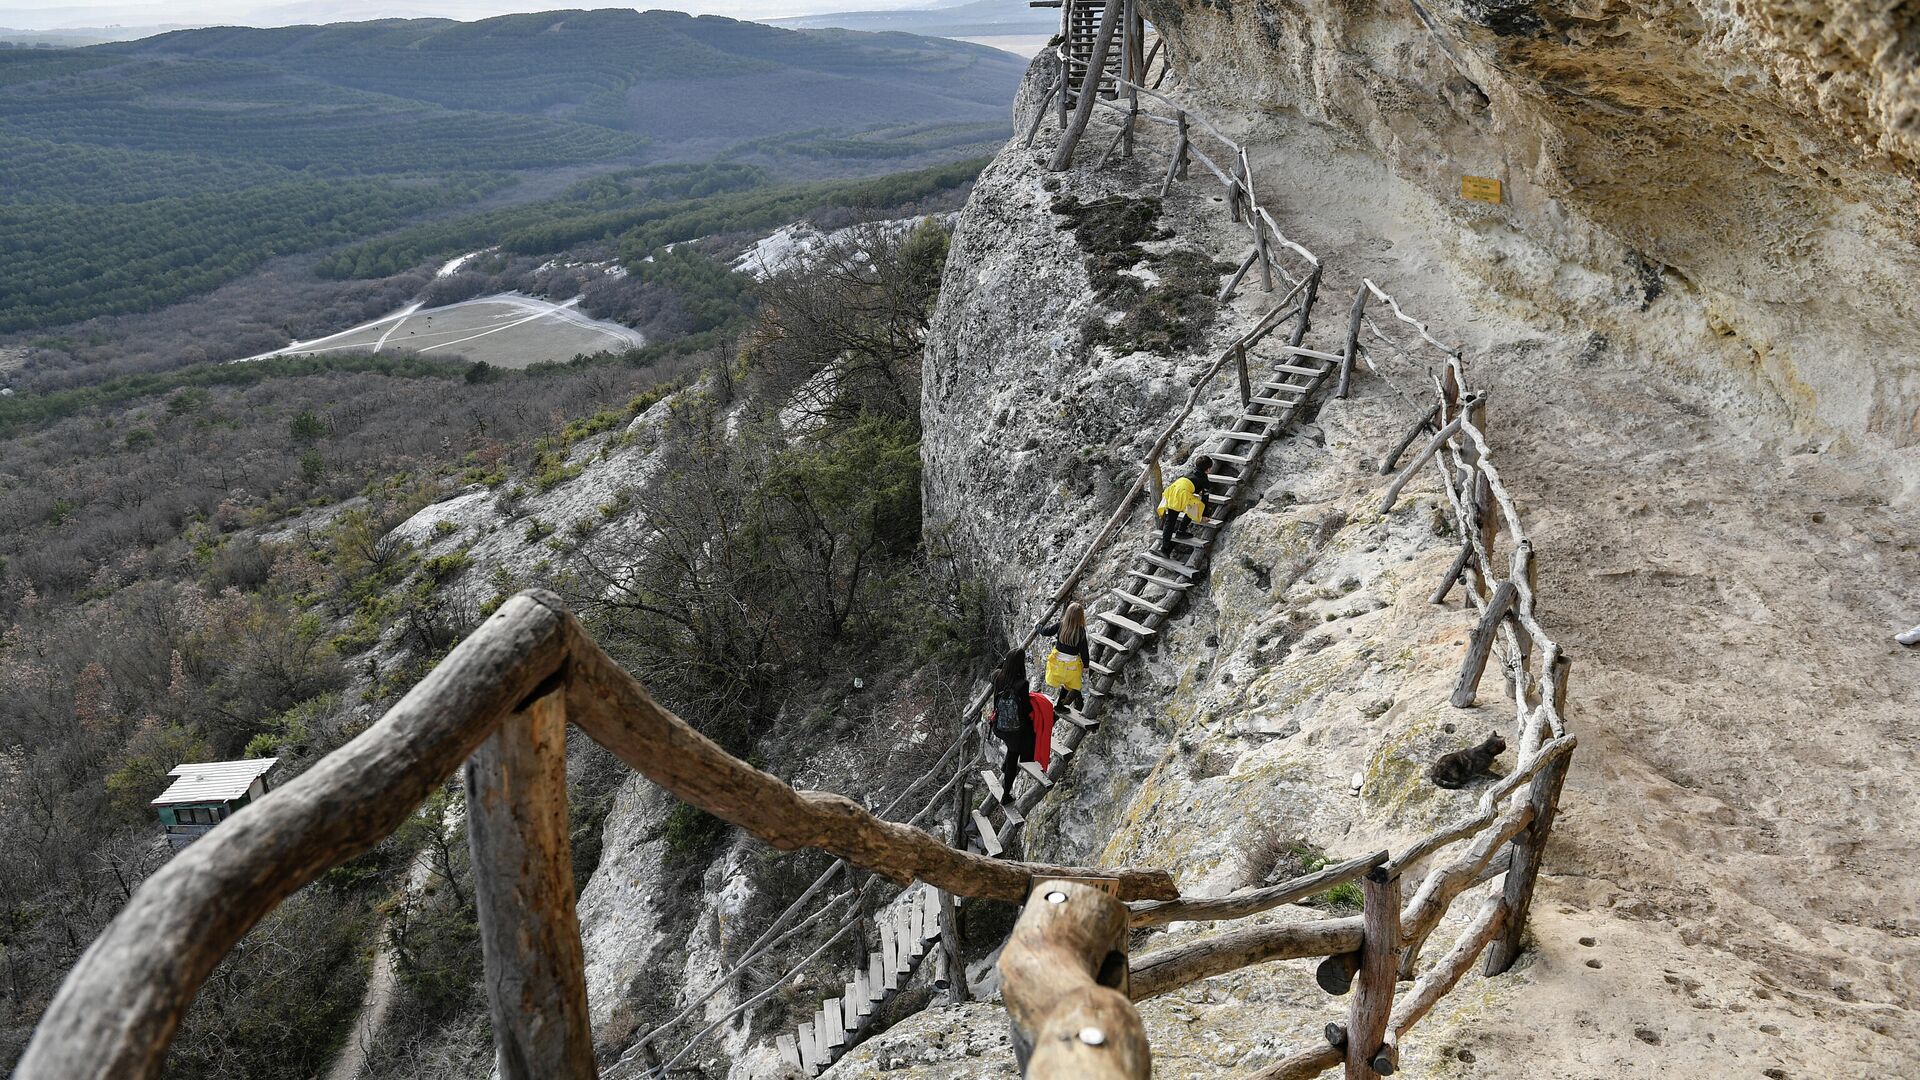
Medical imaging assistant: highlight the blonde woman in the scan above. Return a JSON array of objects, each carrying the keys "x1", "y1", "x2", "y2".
[{"x1": 1039, "y1": 602, "x2": 1088, "y2": 713}]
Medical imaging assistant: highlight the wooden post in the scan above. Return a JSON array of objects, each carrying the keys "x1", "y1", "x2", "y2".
[
  {"x1": 1430, "y1": 539, "x2": 1473, "y2": 605},
  {"x1": 1336, "y1": 284, "x2": 1368, "y2": 399},
  {"x1": 1236, "y1": 343, "x2": 1251, "y2": 407},
  {"x1": 1176, "y1": 112, "x2": 1190, "y2": 180},
  {"x1": 1241, "y1": 149, "x2": 1273, "y2": 291},
  {"x1": 1288, "y1": 265, "x2": 1322, "y2": 348},
  {"x1": 1253, "y1": 216, "x2": 1274, "y2": 292},
  {"x1": 1450, "y1": 580, "x2": 1517, "y2": 708},
  {"x1": 1378, "y1": 404, "x2": 1439, "y2": 476},
  {"x1": 1484, "y1": 656, "x2": 1572, "y2": 975},
  {"x1": 1000, "y1": 881, "x2": 1147, "y2": 1079},
  {"x1": 1148, "y1": 457, "x2": 1163, "y2": 500},
  {"x1": 1049, "y1": 0, "x2": 1123, "y2": 171},
  {"x1": 1468, "y1": 395, "x2": 1497, "y2": 560},
  {"x1": 941, "y1": 749, "x2": 971, "y2": 1003},
  {"x1": 1023, "y1": 76, "x2": 1061, "y2": 148},
  {"x1": 1345, "y1": 868, "x2": 1399, "y2": 1080},
  {"x1": 1120, "y1": 0, "x2": 1137, "y2": 158},
  {"x1": 464, "y1": 687, "x2": 597, "y2": 1080}
]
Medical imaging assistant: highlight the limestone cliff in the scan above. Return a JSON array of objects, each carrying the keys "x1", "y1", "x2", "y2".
[
  {"x1": 1146, "y1": 0, "x2": 1920, "y2": 451},
  {"x1": 837, "y1": 8, "x2": 1920, "y2": 1075}
]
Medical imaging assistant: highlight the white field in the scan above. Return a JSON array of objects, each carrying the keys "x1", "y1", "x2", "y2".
[{"x1": 240, "y1": 292, "x2": 645, "y2": 368}]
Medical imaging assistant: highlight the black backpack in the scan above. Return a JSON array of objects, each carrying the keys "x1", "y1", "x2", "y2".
[{"x1": 991, "y1": 690, "x2": 1026, "y2": 737}]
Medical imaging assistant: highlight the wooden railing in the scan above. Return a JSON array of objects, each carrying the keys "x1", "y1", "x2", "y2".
[
  {"x1": 1003, "y1": 27, "x2": 1582, "y2": 1080},
  {"x1": 24, "y1": 42, "x2": 1585, "y2": 1080},
  {"x1": 14, "y1": 592, "x2": 1176, "y2": 1080}
]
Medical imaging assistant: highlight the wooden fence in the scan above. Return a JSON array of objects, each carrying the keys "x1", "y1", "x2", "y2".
[
  {"x1": 994, "y1": 25, "x2": 1582, "y2": 1080},
  {"x1": 21, "y1": 35, "x2": 1583, "y2": 1080}
]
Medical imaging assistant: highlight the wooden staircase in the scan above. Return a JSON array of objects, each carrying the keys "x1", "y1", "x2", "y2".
[
  {"x1": 770, "y1": 290, "x2": 1334, "y2": 1077},
  {"x1": 1061, "y1": 0, "x2": 1123, "y2": 107},
  {"x1": 1082, "y1": 337, "x2": 1337, "y2": 691},
  {"x1": 775, "y1": 885, "x2": 945, "y2": 1076}
]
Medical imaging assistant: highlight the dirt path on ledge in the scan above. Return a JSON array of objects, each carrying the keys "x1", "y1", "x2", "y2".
[
  {"x1": 1216, "y1": 111, "x2": 1920, "y2": 1075},
  {"x1": 1464, "y1": 347, "x2": 1920, "y2": 1077}
]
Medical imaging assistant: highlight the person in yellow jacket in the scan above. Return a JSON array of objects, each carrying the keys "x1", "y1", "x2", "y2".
[
  {"x1": 1039, "y1": 601, "x2": 1088, "y2": 713},
  {"x1": 1157, "y1": 453, "x2": 1215, "y2": 553}
]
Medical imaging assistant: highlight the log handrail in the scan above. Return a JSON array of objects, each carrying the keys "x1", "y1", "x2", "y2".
[
  {"x1": 16, "y1": 592, "x2": 1178, "y2": 1080},
  {"x1": 1001, "y1": 881, "x2": 1149, "y2": 1079},
  {"x1": 1019, "y1": 37, "x2": 1586, "y2": 1075}
]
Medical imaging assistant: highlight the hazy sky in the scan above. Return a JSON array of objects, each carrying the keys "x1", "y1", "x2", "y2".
[{"x1": 0, "y1": 0, "x2": 925, "y2": 32}]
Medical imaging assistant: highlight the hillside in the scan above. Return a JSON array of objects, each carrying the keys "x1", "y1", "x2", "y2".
[
  {"x1": 99, "y1": 10, "x2": 1025, "y2": 143},
  {"x1": 0, "y1": 9, "x2": 1022, "y2": 334}
]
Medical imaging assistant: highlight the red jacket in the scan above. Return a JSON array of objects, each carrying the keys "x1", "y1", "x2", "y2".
[{"x1": 1028, "y1": 693, "x2": 1054, "y2": 771}]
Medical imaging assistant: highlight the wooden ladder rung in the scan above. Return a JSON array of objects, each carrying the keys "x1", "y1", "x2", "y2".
[
  {"x1": 1139, "y1": 550, "x2": 1198, "y2": 575},
  {"x1": 879, "y1": 916, "x2": 900, "y2": 986},
  {"x1": 971, "y1": 811, "x2": 1003, "y2": 856},
  {"x1": 1000, "y1": 798, "x2": 1025, "y2": 826},
  {"x1": 1110, "y1": 587, "x2": 1171, "y2": 615},
  {"x1": 1210, "y1": 451, "x2": 1254, "y2": 465},
  {"x1": 1282, "y1": 343, "x2": 1345, "y2": 363},
  {"x1": 1271, "y1": 362, "x2": 1327, "y2": 377},
  {"x1": 1097, "y1": 609, "x2": 1158, "y2": 637},
  {"x1": 851, "y1": 972, "x2": 871, "y2": 1018},
  {"x1": 778, "y1": 1034, "x2": 802, "y2": 1070},
  {"x1": 1086, "y1": 630, "x2": 1132, "y2": 652},
  {"x1": 797, "y1": 1022, "x2": 819, "y2": 1073},
  {"x1": 1058, "y1": 707, "x2": 1097, "y2": 730},
  {"x1": 1259, "y1": 380, "x2": 1313, "y2": 394},
  {"x1": 1051, "y1": 738, "x2": 1073, "y2": 758},
  {"x1": 1087, "y1": 657, "x2": 1119, "y2": 677},
  {"x1": 867, "y1": 955, "x2": 885, "y2": 1001},
  {"x1": 1248, "y1": 395, "x2": 1298, "y2": 409},
  {"x1": 1205, "y1": 471, "x2": 1241, "y2": 485},
  {"x1": 1127, "y1": 568, "x2": 1194, "y2": 590},
  {"x1": 1020, "y1": 760, "x2": 1054, "y2": 788},
  {"x1": 921, "y1": 888, "x2": 943, "y2": 943},
  {"x1": 1169, "y1": 534, "x2": 1210, "y2": 550},
  {"x1": 824, "y1": 999, "x2": 847, "y2": 1048},
  {"x1": 979, "y1": 768, "x2": 1005, "y2": 803},
  {"x1": 905, "y1": 899, "x2": 926, "y2": 959},
  {"x1": 1234, "y1": 412, "x2": 1284, "y2": 427}
]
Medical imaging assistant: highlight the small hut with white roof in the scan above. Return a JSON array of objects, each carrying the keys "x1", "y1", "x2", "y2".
[{"x1": 150, "y1": 758, "x2": 278, "y2": 851}]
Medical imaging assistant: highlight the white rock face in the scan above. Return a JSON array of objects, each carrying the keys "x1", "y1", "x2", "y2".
[
  {"x1": 1148, "y1": 0, "x2": 1920, "y2": 454},
  {"x1": 841, "y1": 31, "x2": 1920, "y2": 1079}
]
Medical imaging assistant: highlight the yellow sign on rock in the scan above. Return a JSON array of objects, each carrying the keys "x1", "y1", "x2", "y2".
[{"x1": 1461, "y1": 175, "x2": 1504, "y2": 204}]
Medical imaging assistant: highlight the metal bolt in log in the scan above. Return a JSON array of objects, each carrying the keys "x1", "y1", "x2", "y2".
[
  {"x1": 464, "y1": 685, "x2": 597, "y2": 1080},
  {"x1": 1000, "y1": 880, "x2": 1148, "y2": 1079}
]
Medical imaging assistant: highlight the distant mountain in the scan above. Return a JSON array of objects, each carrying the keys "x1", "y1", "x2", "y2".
[
  {"x1": 100, "y1": 9, "x2": 1026, "y2": 143},
  {"x1": 0, "y1": 8, "x2": 1023, "y2": 332},
  {"x1": 774, "y1": 0, "x2": 1056, "y2": 40}
]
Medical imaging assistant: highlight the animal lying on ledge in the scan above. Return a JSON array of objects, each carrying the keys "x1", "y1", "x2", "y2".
[{"x1": 1429, "y1": 733, "x2": 1506, "y2": 789}]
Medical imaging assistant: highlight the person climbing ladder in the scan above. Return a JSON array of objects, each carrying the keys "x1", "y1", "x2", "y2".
[
  {"x1": 1039, "y1": 601, "x2": 1088, "y2": 713},
  {"x1": 1157, "y1": 452, "x2": 1215, "y2": 554},
  {"x1": 986, "y1": 651, "x2": 1034, "y2": 802}
]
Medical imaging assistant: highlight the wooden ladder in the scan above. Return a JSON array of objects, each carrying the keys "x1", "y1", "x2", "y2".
[
  {"x1": 1062, "y1": 0, "x2": 1123, "y2": 107},
  {"x1": 777, "y1": 299, "x2": 1335, "y2": 1075},
  {"x1": 1083, "y1": 303, "x2": 1336, "y2": 693},
  {"x1": 777, "y1": 885, "x2": 946, "y2": 1077}
]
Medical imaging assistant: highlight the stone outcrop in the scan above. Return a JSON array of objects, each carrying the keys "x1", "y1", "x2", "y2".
[{"x1": 1146, "y1": 0, "x2": 1920, "y2": 449}]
